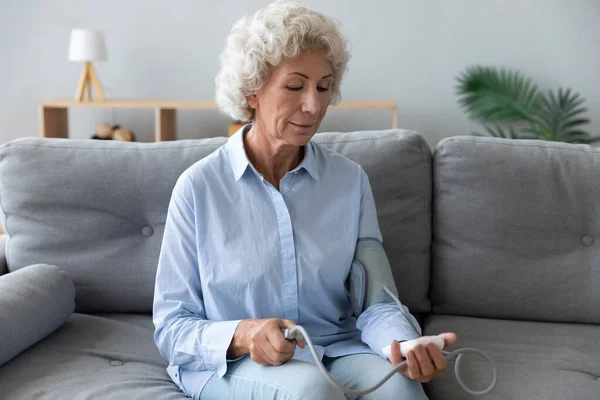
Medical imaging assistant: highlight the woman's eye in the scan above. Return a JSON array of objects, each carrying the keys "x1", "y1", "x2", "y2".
[
  {"x1": 317, "y1": 86, "x2": 330, "y2": 92},
  {"x1": 287, "y1": 86, "x2": 302, "y2": 92}
]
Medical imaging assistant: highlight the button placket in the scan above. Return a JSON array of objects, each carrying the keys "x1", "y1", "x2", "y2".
[
  {"x1": 266, "y1": 180, "x2": 299, "y2": 322},
  {"x1": 281, "y1": 171, "x2": 298, "y2": 194}
]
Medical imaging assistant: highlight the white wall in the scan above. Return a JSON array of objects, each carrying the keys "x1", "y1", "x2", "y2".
[{"x1": 2, "y1": 0, "x2": 599, "y2": 148}]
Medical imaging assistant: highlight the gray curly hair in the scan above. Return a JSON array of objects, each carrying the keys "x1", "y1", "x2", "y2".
[{"x1": 215, "y1": 0, "x2": 351, "y2": 122}]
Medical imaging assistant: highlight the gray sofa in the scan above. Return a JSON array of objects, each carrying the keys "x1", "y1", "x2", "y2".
[{"x1": 0, "y1": 130, "x2": 598, "y2": 399}]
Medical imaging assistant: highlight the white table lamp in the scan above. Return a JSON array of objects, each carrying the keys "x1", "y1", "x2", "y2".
[{"x1": 68, "y1": 29, "x2": 107, "y2": 102}]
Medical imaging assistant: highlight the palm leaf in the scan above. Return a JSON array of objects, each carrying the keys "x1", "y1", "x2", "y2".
[
  {"x1": 522, "y1": 123, "x2": 553, "y2": 141},
  {"x1": 559, "y1": 131, "x2": 600, "y2": 144},
  {"x1": 575, "y1": 137, "x2": 600, "y2": 145},
  {"x1": 534, "y1": 88, "x2": 591, "y2": 141},
  {"x1": 456, "y1": 66, "x2": 543, "y2": 124}
]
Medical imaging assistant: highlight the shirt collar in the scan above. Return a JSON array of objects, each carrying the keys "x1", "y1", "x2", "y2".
[
  {"x1": 226, "y1": 124, "x2": 252, "y2": 181},
  {"x1": 297, "y1": 139, "x2": 320, "y2": 180},
  {"x1": 226, "y1": 123, "x2": 320, "y2": 182}
]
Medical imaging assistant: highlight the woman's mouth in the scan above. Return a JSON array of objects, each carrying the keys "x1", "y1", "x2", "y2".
[{"x1": 290, "y1": 122, "x2": 314, "y2": 128}]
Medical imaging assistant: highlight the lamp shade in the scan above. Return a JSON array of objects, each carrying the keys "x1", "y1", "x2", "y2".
[{"x1": 68, "y1": 29, "x2": 107, "y2": 62}]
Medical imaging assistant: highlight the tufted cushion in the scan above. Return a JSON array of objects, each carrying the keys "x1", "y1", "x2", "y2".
[
  {"x1": 0, "y1": 137, "x2": 226, "y2": 313},
  {"x1": 0, "y1": 264, "x2": 75, "y2": 367},
  {"x1": 0, "y1": 131, "x2": 431, "y2": 314},
  {"x1": 432, "y1": 136, "x2": 600, "y2": 324},
  {"x1": 0, "y1": 313, "x2": 186, "y2": 399}
]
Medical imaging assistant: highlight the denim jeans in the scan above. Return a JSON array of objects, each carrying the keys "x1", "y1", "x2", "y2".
[{"x1": 180, "y1": 353, "x2": 428, "y2": 400}]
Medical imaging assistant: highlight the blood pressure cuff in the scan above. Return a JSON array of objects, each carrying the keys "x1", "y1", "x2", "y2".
[{"x1": 346, "y1": 238, "x2": 399, "y2": 317}]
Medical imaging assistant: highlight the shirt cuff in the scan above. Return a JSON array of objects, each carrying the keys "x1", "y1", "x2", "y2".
[
  {"x1": 363, "y1": 324, "x2": 420, "y2": 361},
  {"x1": 201, "y1": 320, "x2": 242, "y2": 377}
]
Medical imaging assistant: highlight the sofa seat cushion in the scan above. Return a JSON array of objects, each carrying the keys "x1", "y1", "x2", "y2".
[
  {"x1": 0, "y1": 313, "x2": 185, "y2": 399},
  {"x1": 423, "y1": 315, "x2": 600, "y2": 400}
]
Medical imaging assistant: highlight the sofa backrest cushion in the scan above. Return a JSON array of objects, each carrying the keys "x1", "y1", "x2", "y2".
[
  {"x1": 431, "y1": 136, "x2": 600, "y2": 324},
  {"x1": 315, "y1": 130, "x2": 432, "y2": 314},
  {"x1": 0, "y1": 130, "x2": 432, "y2": 313}
]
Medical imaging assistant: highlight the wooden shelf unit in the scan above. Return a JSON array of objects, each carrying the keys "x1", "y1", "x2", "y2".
[{"x1": 40, "y1": 99, "x2": 398, "y2": 141}]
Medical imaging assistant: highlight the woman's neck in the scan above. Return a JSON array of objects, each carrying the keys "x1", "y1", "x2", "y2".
[{"x1": 243, "y1": 123, "x2": 304, "y2": 190}]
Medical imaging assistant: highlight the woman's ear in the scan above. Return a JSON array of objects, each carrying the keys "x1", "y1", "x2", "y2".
[{"x1": 246, "y1": 94, "x2": 258, "y2": 109}]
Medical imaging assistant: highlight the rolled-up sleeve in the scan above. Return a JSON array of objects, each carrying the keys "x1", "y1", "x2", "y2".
[
  {"x1": 153, "y1": 175, "x2": 241, "y2": 377},
  {"x1": 358, "y1": 303, "x2": 421, "y2": 360},
  {"x1": 354, "y1": 168, "x2": 422, "y2": 359}
]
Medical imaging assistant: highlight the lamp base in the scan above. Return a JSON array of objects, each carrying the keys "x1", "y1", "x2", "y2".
[{"x1": 75, "y1": 62, "x2": 105, "y2": 102}]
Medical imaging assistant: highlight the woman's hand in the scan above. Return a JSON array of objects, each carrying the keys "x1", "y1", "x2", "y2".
[
  {"x1": 390, "y1": 333, "x2": 457, "y2": 382},
  {"x1": 228, "y1": 318, "x2": 305, "y2": 366}
]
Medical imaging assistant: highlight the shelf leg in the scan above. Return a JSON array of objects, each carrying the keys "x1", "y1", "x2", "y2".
[
  {"x1": 155, "y1": 108, "x2": 177, "y2": 141},
  {"x1": 40, "y1": 106, "x2": 68, "y2": 138}
]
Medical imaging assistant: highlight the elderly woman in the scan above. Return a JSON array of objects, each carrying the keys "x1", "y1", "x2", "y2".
[{"x1": 153, "y1": 1, "x2": 456, "y2": 399}]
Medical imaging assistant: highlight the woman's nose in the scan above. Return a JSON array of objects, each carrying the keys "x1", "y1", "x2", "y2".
[{"x1": 301, "y1": 90, "x2": 321, "y2": 115}]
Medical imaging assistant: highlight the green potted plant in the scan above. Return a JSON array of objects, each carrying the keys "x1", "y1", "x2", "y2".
[{"x1": 456, "y1": 66, "x2": 599, "y2": 144}]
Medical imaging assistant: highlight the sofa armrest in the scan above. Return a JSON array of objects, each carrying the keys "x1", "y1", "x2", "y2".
[
  {"x1": 0, "y1": 264, "x2": 75, "y2": 367},
  {"x1": 0, "y1": 234, "x2": 7, "y2": 277}
]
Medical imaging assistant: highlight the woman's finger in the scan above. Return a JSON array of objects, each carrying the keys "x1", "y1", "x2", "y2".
[
  {"x1": 279, "y1": 319, "x2": 298, "y2": 330},
  {"x1": 438, "y1": 332, "x2": 457, "y2": 347},
  {"x1": 413, "y1": 345, "x2": 434, "y2": 379},
  {"x1": 267, "y1": 325, "x2": 296, "y2": 355},
  {"x1": 263, "y1": 337, "x2": 293, "y2": 365},
  {"x1": 406, "y1": 350, "x2": 421, "y2": 380},
  {"x1": 390, "y1": 340, "x2": 403, "y2": 365},
  {"x1": 248, "y1": 340, "x2": 269, "y2": 365},
  {"x1": 251, "y1": 327, "x2": 286, "y2": 366},
  {"x1": 278, "y1": 319, "x2": 305, "y2": 349},
  {"x1": 427, "y1": 342, "x2": 447, "y2": 372}
]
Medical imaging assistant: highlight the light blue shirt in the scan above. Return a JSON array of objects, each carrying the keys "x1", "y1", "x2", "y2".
[{"x1": 153, "y1": 125, "x2": 420, "y2": 391}]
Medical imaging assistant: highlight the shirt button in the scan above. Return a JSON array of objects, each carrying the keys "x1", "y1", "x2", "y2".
[
  {"x1": 581, "y1": 235, "x2": 594, "y2": 246},
  {"x1": 110, "y1": 361, "x2": 123, "y2": 366},
  {"x1": 284, "y1": 187, "x2": 290, "y2": 192},
  {"x1": 141, "y1": 226, "x2": 154, "y2": 237}
]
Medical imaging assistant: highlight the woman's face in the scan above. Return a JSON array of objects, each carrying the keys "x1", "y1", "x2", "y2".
[{"x1": 247, "y1": 49, "x2": 334, "y2": 147}]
